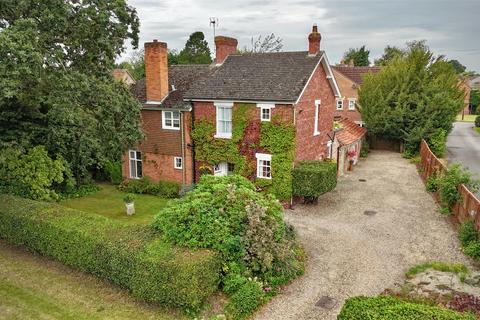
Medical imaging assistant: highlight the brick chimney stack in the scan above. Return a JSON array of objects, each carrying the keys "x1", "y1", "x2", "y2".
[
  {"x1": 215, "y1": 36, "x2": 238, "y2": 65},
  {"x1": 308, "y1": 24, "x2": 321, "y2": 55},
  {"x1": 144, "y1": 40, "x2": 169, "y2": 102}
]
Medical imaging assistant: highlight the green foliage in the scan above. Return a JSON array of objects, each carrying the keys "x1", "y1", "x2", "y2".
[
  {"x1": 60, "y1": 184, "x2": 100, "y2": 200},
  {"x1": 0, "y1": 146, "x2": 69, "y2": 201},
  {"x1": 426, "y1": 176, "x2": 440, "y2": 193},
  {"x1": 405, "y1": 261, "x2": 469, "y2": 279},
  {"x1": 152, "y1": 175, "x2": 303, "y2": 315},
  {"x1": 360, "y1": 140, "x2": 369, "y2": 158},
  {"x1": 464, "y1": 241, "x2": 480, "y2": 260},
  {"x1": 117, "y1": 49, "x2": 145, "y2": 80},
  {"x1": 292, "y1": 161, "x2": 337, "y2": 200},
  {"x1": 118, "y1": 177, "x2": 179, "y2": 199},
  {"x1": 259, "y1": 119, "x2": 295, "y2": 199},
  {"x1": 343, "y1": 45, "x2": 370, "y2": 66},
  {"x1": 459, "y1": 221, "x2": 478, "y2": 247},
  {"x1": 436, "y1": 164, "x2": 478, "y2": 213},
  {"x1": 448, "y1": 59, "x2": 467, "y2": 74},
  {"x1": 475, "y1": 115, "x2": 480, "y2": 127},
  {"x1": 123, "y1": 193, "x2": 135, "y2": 203},
  {"x1": 227, "y1": 280, "x2": 265, "y2": 320},
  {"x1": 374, "y1": 45, "x2": 405, "y2": 66},
  {"x1": 103, "y1": 160, "x2": 123, "y2": 184},
  {"x1": 0, "y1": 1, "x2": 143, "y2": 186},
  {"x1": 360, "y1": 41, "x2": 464, "y2": 155},
  {"x1": 0, "y1": 195, "x2": 222, "y2": 312},
  {"x1": 338, "y1": 296, "x2": 475, "y2": 320},
  {"x1": 177, "y1": 32, "x2": 212, "y2": 65},
  {"x1": 427, "y1": 129, "x2": 447, "y2": 157},
  {"x1": 471, "y1": 90, "x2": 480, "y2": 111}
]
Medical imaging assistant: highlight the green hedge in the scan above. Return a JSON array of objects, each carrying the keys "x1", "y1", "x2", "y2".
[
  {"x1": 0, "y1": 195, "x2": 221, "y2": 312},
  {"x1": 338, "y1": 296, "x2": 474, "y2": 319},
  {"x1": 292, "y1": 161, "x2": 337, "y2": 199},
  {"x1": 118, "y1": 177, "x2": 179, "y2": 198}
]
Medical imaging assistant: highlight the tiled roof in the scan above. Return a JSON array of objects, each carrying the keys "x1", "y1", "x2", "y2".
[
  {"x1": 131, "y1": 64, "x2": 214, "y2": 110},
  {"x1": 184, "y1": 51, "x2": 324, "y2": 102},
  {"x1": 336, "y1": 118, "x2": 367, "y2": 146},
  {"x1": 333, "y1": 66, "x2": 381, "y2": 85}
]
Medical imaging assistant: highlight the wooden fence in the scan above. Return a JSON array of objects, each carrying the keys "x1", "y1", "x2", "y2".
[{"x1": 419, "y1": 140, "x2": 480, "y2": 228}]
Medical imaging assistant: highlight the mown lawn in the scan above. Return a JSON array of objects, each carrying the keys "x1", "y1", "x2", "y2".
[
  {"x1": 61, "y1": 184, "x2": 169, "y2": 225},
  {"x1": 0, "y1": 240, "x2": 184, "y2": 320},
  {"x1": 456, "y1": 114, "x2": 477, "y2": 122}
]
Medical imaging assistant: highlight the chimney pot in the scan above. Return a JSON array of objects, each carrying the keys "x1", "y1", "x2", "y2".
[
  {"x1": 308, "y1": 24, "x2": 321, "y2": 55},
  {"x1": 144, "y1": 40, "x2": 169, "y2": 102},
  {"x1": 215, "y1": 36, "x2": 238, "y2": 65}
]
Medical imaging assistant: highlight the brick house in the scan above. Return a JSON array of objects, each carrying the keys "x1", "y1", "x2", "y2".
[
  {"x1": 332, "y1": 65, "x2": 381, "y2": 126},
  {"x1": 123, "y1": 25, "x2": 342, "y2": 199}
]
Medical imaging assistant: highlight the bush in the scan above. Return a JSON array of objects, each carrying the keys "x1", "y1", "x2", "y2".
[
  {"x1": 437, "y1": 164, "x2": 478, "y2": 213},
  {"x1": 60, "y1": 184, "x2": 100, "y2": 200},
  {"x1": 475, "y1": 116, "x2": 480, "y2": 127},
  {"x1": 0, "y1": 195, "x2": 221, "y2": 312},
  {"x1": 119, "y1": 177, "x2": 179, "y2": 198},
  {"x1": 360, "y1": 140, "x2": 369, "y2": 158},
  {"x1": 338, "y1": 296, "x2": 475, "y2": 319},
  {"x1": 459, "y1": 221, "x2": 478, "y2": 247},
  {"x1": 152, "y1": 175, "x2": 303, "y2": 316},
  {"x1": 427, "y1": 129, "x2": 447, "y2": 158},
  {"x1": 0, "y1": 146, "x2": 69, "y2": 201},
  {"x1": 426, "y1": 176, "x2": 440, "y2": 192},
  {"x1": 227, "y1": 280, "x2": 265, "y2": 320},
  {"x1": 103, "y1": 160, "x2": 122, "y2": 184},
  {"x1": 292, "y1": 161, "x2": 337, "y2": 200}
]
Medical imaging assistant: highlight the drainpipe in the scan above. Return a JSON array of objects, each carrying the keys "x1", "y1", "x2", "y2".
[
  {"x1": 180, "y1": 111, "x2": 186, "y2": 188},
  {"x1": 189, "y1": 100, "x2": 196, "y2": 184}
]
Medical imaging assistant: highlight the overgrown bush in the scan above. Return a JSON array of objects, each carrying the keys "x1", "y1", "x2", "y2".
[
  {"x1": 427, "y1": 129, "x2": 447, "y2": 158},
  {"x1": 119, "y1": 177, "x2": 179, "y2": 198},
  {"x1": 60, "y1": 184, "x2": 100, "y2": 200},
  {"x1": 436, "y1": 164, "x2": 478, "y2": 213},
  {"x1": 338, "y1": 296, "x2": 475, "y2": 319},
  {"x1": 458, "y1": 221, "x2": 480, "y2": 261},
  {"x1": 0, "y1": 145, "x2": 69, "y2": 201},
  {"x1": 292, "y1": 161, "x2": 337, "y2": 201},
  {"x1": 426, "y1": 175, "x2": 440, "y2": 192},
  {"x1": 475, "y1": 116, "x2": 480, "y2": 127},
  {"x1": 360, "y1": 140, "x2": 369, "y2": 158},
  {"x1": 103, "y1": 160, "x2": 122, "y2": 184},
  {"x1": 152, "y1": 175, "x2": 304, "y2": 319},
  {"x1": 0, "y1": 195, "x2": 221, "y2": 312}
]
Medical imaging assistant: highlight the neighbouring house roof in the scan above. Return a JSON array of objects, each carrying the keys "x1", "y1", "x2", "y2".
[
  {"x1": 332, "y1": 66, "x2": 381, "y2": 85},
  {"x1": 132, "y1": 64, "x2": 214, "y2": 110},
  {"x1": 336, "y1": 118, "x2": 367, "y2": 146},
  {"x1": 184, "y1": 51, "x2": 340, "y2": 103}
]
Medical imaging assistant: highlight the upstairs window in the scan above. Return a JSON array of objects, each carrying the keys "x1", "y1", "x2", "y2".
[
  {"x1": 215, "y1": 103, "x2": 233, "y2": 138},
  {"x1": 258, "y1": 104, "x2": 275, "y2": 122},
  {"x1": 348, "y1": 99, "x2": 356, "y2": 110},
  {"x1": 174, "y1": 157, "x2": 182, "y2": 169},
  {"x1": 336, "y1": 99, "x2": 344, "y2": 110},
  {"x1": 162, "y1": 110, "x2": 180, "y2": 130},
  {"x1": 256, "y1": 153, "x2": 272, "y2": 179},
  {"x1": 129, "y1": 150, "x2": 142, "y2": 179}
]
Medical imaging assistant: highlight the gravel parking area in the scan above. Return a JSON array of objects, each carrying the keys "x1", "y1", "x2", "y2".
[{"x1": 254, "y1": 150, "x2": 470, "y2": 320}]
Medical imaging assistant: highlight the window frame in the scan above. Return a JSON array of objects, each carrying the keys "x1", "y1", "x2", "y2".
[
  {"x1": 336, "y1": 98, "x2": 344, "y2": 110},
  {"x1": 348, "y1": 98, "x2": 356, "y2": 110},
  {"x1": 257, "y1": 103, "x2": 275, "y2": 122},
  {"x1": 129, "y1": 150, "x2": 142, "y2": 179},
  {"x1": 162, "y1": 110, "x2": 181, "y2": 130},
  {"x1": 174, "y1": 156, "x2": 183, "y2": 169},
  {"x1": 314, "y1": 99, "x2": 321, "y2": 136},
  {"x1": 256, "y1": 153, "x2": 272, "y2": 179},
  {"x1": 215, "y1": 102, "x2": 233, "y2": 139}
]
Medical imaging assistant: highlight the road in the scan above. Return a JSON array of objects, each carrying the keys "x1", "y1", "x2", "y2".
[
  {"x1": 254, "y1": 151, "x2": 469, "y2": 320},
  {"x1": 446, "y1": 122, "x2": 480, "y2": 196}
]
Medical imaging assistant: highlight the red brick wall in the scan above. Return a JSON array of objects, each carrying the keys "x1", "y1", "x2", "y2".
[
  {"x1": 140, "y1": 110, "x2": 181, "y2": 155},
  {"x1": 144, "y1": 40, "x2": 168, "y2": 102},
  {"x1": 214, "y1": 36, "x2": 238, "y2": 64},
  {"x1": 332, "y1": 69, "x2": 362, "y2": 123},
  {"x1": 294, "y1": 62, "x2": 336, "y2": 163}
]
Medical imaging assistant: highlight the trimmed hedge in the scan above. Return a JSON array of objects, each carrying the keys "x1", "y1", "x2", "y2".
[
  {"x1": 292, "y1": 161, "x2": 337, "y2": 199},
  {"x1": 338, "y1": 296, "x2": 475, "y2": 320},
  {"x1": 118, "y1": 177, "x2": 179, "y2": 198},
  {"x1": 0, "y1": 195, "x2": 221, "y2": 312}
]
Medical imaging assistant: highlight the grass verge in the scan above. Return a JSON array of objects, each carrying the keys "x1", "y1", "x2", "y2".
[
  {"x1": 406, "y1": 261, "x2": 469, "y2": 280},
  {"x1": 456, "y1": 114, "x2": 477, "y2": 122}
]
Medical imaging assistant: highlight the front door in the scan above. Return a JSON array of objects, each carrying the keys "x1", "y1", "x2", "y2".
[{"x1": 214, "y1": 162, "x2": 228, "y2": 176}]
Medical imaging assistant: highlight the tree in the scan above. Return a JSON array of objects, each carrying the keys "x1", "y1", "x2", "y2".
[
  {"x1": 0, "y1": 1, "x2": 143, "y2": 187},
  {"x1": 374, "y1": 45, "x2": 405, "y2": 66},
  {"x1": 240, "y1": 33, "x2": 283, "y2": 53},
  {"x1": 343, "y1": 45, "x2": 370, "y2": 66},
  {"x1": 177, "y1": 31, "x2": 212, "y2": 64},
  {"x1": 359, "y1": 42, "x2": 464, "y2": 155},
  {"x1": 471, "y1": 90, "x2": 480, "y2": 113},
  {"x1": 118, "y1": 49, "x2": 145, "y2": 80},
  {"x1": 447, "y1": 59, "x2": 467, "y2": 74}
]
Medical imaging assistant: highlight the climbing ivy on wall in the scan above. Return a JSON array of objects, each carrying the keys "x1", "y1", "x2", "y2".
[{"x1": 192, "y1": 104, "x2": 295, "y2": 200}]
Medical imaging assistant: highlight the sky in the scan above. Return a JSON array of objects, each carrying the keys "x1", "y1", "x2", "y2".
[{"x1": 124, "y1": 0, "x2": 480, "y2": 71}]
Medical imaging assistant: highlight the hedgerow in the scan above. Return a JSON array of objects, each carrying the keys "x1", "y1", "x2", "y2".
[
  {"x1": 459, "y1": 221, "x2": 480, "y2": 261},
  {"x1": 338, "y1": 296, "x2": 475, "y2": 319},
  {"x1": 118, "y1": 176, "x2": 179, "y2": 198},
  {"x1": 292, "y1": 160, "x2": 337, "y2": 201},
  {"x1": 152, "y1": 175, "x2": 304, "y2": 319},
  {"x1": 0, "y1": 195, "x2": 221, "y2": 312}
]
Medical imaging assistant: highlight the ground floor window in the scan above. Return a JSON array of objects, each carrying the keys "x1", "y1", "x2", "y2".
[
  {"x1": 214, "y1": 162, "x2": 234, "y2": 176},
  {"x1": 129, "y1": 150, "x2": 142, "y2": 179},
  {"x1": 174, "y1": 157, "x2": 183, "y2": 169},
  {"x1": 256, "y1": 153, "x2": 272, "y2": 179}
]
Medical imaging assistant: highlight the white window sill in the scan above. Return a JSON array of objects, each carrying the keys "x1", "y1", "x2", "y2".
[
  {"x1": 314, "y1": 131, "x2": 320, "y2": 136},
  {"x1": 162, "y1": 127, "x2": 181, "y2": 131},
  {"x1": 261, "y1": 119, "x2": 271, "y2": 122},
  {"x1": 256, "y1": 176, "x2": 272, "y2": 180},
  {"x1": 214, "y1": 134, "x2": 232, "y2": 139}
]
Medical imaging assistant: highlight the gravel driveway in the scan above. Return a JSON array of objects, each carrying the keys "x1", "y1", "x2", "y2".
[{"x1": 254, "y1": 150, "x2": 470, "y2": 320}]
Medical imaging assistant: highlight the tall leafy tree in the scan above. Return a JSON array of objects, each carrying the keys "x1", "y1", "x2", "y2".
[
  {"x1": 447, "y1": 59, "x2": 467, "y2": 74},
  {"x1": 240, "y1": 33, "x2": 283, "y2": 53},
  {"x1": 343, "y1": 45, "x2": 370, "y2": 66},
  {"x1": 0, "y1": 0, "x2": 143, "y2": 185},
  {"x1": 118, "y1": 49, "x2": 145, "y2": 80},
  {"x1": 177, "y1": 31, "x2": 212, "y2": 64},
  {"x1": 374, "y1": 45, "x2": 405, "y2": 66},
  {"x1": 359, "y1": 42, "x2": 464, "y2": 154}
]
